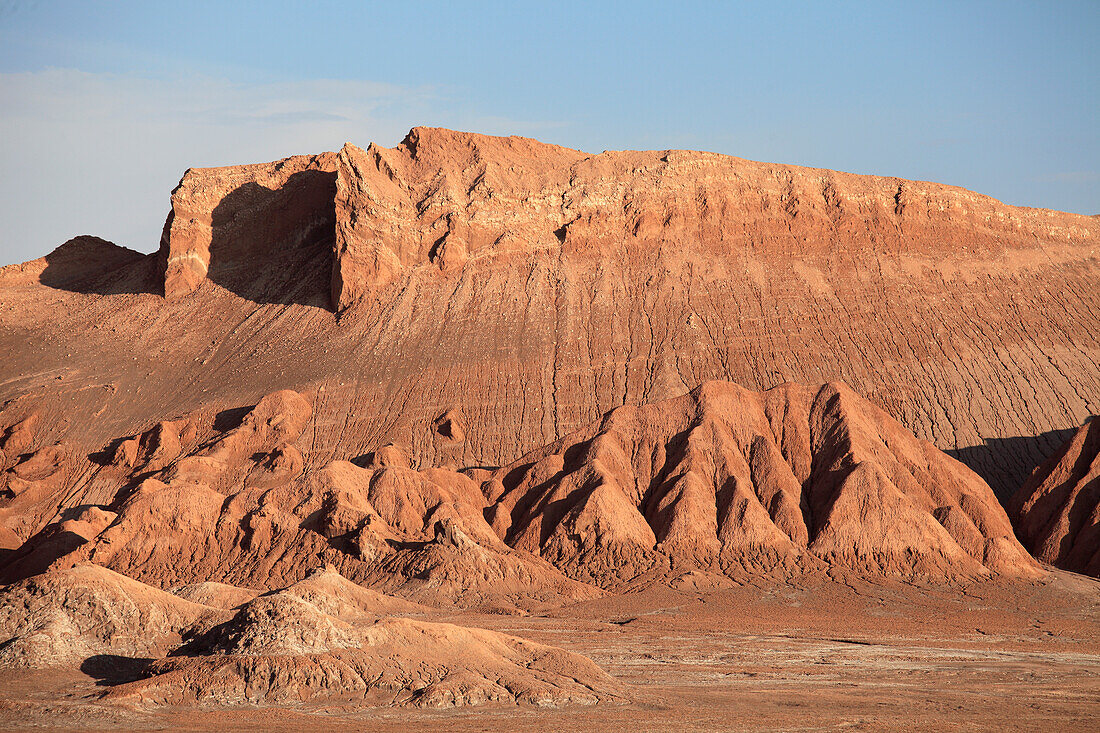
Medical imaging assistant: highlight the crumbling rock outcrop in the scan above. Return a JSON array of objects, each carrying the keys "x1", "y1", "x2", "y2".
[
  {"x1": 0, "y1": 380, "x2": 1045, "y2": 597},
  {"x1": 1, "y1": 390, "x2": 599, "y2": 610},
  {"x1": 0, "y1": 563, "x2": 622, "y2": 710},
  {"x1": 283, "y1": 451, "x2": 603, "y2": 609},
  {"x1": 1009, "y1": 417, "x2": 1100, "y2": 576},
  {"x1": 0, "y1": 564, "x2": 218, "y2": 668},
  {"x1": 101, "y1": 568, "x2": 622, "y2": 709},
  {"x1": 161, "y1": 153, "x2": 337, "y2": 301},
  {"x1": 490, "y1": 381, "x2": 1039, "y2": 585},
  {"x1": 0, "y1": 439, "x2": 83, "y2": 546}
]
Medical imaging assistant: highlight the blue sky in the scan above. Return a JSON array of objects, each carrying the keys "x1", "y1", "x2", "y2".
[{"x1": 1, "y1": 1, "x2": 1097, "y2": 264}]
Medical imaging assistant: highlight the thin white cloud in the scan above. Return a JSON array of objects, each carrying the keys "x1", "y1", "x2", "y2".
[{"x1": 0, "y1": 69, "x2": 563, "y2": 264}]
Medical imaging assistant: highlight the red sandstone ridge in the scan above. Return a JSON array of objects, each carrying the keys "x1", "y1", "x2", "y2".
[
  {"x1": 0, "y1": 381, "x2": 1037, "y2": 596},
  {"x1": 2, "y1": 128, "x2": 1092, "y2": 503},
  {"x1": 488, "y1": 381, "x2": 1039, "y2": 585},
  {"x1": 1008, "y1": 417, "x2": 1100, "y2": 576},
  {"x1": 0, "y1": 236, "x2": 146, "y2": 292}
]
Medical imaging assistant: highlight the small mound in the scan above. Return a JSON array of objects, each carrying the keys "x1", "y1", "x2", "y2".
[
  {"x1": 0, "y1": 236, "x2": 146, "y2": 289},
  {"x1": 169, "y1": 582, "x2": 261, "y2": 610},
  {"x1": 0, "y1": 564, "x2": 218, "y2": 669},
  {"x1": 1009, "y1": 417, "x2": 1100, "y2": 576},
  {"x1": 277, "y1": 565, "x2": 426, "y2": 620},
  {"x1": 105, "y1": 571, "x2": 623, "y2": 709}
]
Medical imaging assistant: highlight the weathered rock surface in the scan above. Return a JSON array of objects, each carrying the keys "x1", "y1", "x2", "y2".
[
  {"x1": 4, "y1": 125, "x2": 1100, "y2": 730},
  {"x1": 102, "y1": 568, "x2": 622, "y2": 709},
  {"x1": 2, "y1": 128, "x2": 1094, "y2": 509},
  {"x1": 0, "y1": 382, "x2": 1037, "y2": 598},
  {"x1": 0, "y1": 563, "x2": 621, "y2": 710},
  {"x1": 1009, "y1": 417, "x2": 1100, "y2": 576},
  {"x1": 0, "y1": 390, "x2": 600, "y2": 611},
  {"x1": 490, "y1": 380, "x2": 1039, "y2": 585},
  {"x1": 160, "y1": 153, "x2": 337, "y2": 301},
  {"x1": 168, "y1": 581, "x2": 260, "y2": 610},
  {"x1": 0, "y1": 563, "x2": 218, "y2": 668}
]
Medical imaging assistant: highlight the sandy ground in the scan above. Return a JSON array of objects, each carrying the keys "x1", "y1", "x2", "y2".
[{"x1": 1, "y1": 569, "x2": 1097, "y2": 732}]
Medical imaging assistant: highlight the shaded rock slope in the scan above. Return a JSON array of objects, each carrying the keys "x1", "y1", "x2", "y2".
[
  {"x1": 1009, "y1": 417, "x2": 1100, "y2": 576},
  {"x1": 0, "y1": 128, "x2": 1096, "y2": 509}
]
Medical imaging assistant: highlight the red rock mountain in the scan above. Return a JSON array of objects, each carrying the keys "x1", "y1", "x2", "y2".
[
  {"x1": 1, "y1": 126, "x2": 1096, "y2": 724},
  {"x1": 2, "y1": 128, "x2": 1095, "y2": 514},
  {"x1": 0, "y1": 127, "x2": 1097, "y2": 586},
  {"x1": 0, "y1": 381, "x2": 1039, "y2": 593},
  {"x1": 1009, "y1": 417, "x2": 1100, "y2": 576}
]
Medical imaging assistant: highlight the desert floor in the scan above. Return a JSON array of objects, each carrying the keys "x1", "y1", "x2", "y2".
[{"x1": 2, "y1": 569, "x2": 1097, "y2": 732}]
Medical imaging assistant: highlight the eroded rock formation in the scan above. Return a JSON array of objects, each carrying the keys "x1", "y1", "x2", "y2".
[
  {"x1": 0, "y1": 383, "x2": 1039, "y2": 597},
  {"x1": 1, "y1": 563, "x2": 622, "y2": 710},
  {"x1": 0, "y1": 564, "x2": 219, "y2": 668},
  {"x1": 9, "y1": 127, "x2": 1086, "y2": 501},
  {"x1": 489, "y1": 381, "x2": 1038, "y2": 584},
  {"x1": 160, "y1": 153, "x2": 337, "y2": 301},
  {"x1": 1009, "y1": 417, "x2": 1100, "y2": 576},
  {"x1": 0, "y1": 390, "x2": 599, "y2": 611}
]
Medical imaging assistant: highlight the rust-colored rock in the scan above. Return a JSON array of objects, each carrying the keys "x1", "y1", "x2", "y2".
[
  {"x1": 100, "y1": 567, "x2": 623, "y2": 709},
  {"x1": 161, "y1": 153, "x2": 337, "y2": 300},
  {"x1": 1, "y1": 128, "x2": 1095, "y2": 508},
  {"x1": 0, "y1": 391, "x2": 600, "y2": 611},
  {"x1": 491, "y1": 380, "x2": 1038, "y2": 585},
  {"x1": 1009, "y1": 417, "x2": 1100, "y2": 576}
]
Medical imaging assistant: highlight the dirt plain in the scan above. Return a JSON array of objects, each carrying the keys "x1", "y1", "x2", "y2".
[{"x1": 1, "y1": 571, "x2": 1097, "y2": 731}]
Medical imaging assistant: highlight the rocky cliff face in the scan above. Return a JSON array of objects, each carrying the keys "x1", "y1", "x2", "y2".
[
  {"x1": 1, "y1": 127, "x2": 1097, "y2": 527},
  {"x1": 1009, "y1": 417, "x2": 1100, "y2": 576},
  {"x1": 160, "y1": 152, "x2": 337, "y2": 300}
]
